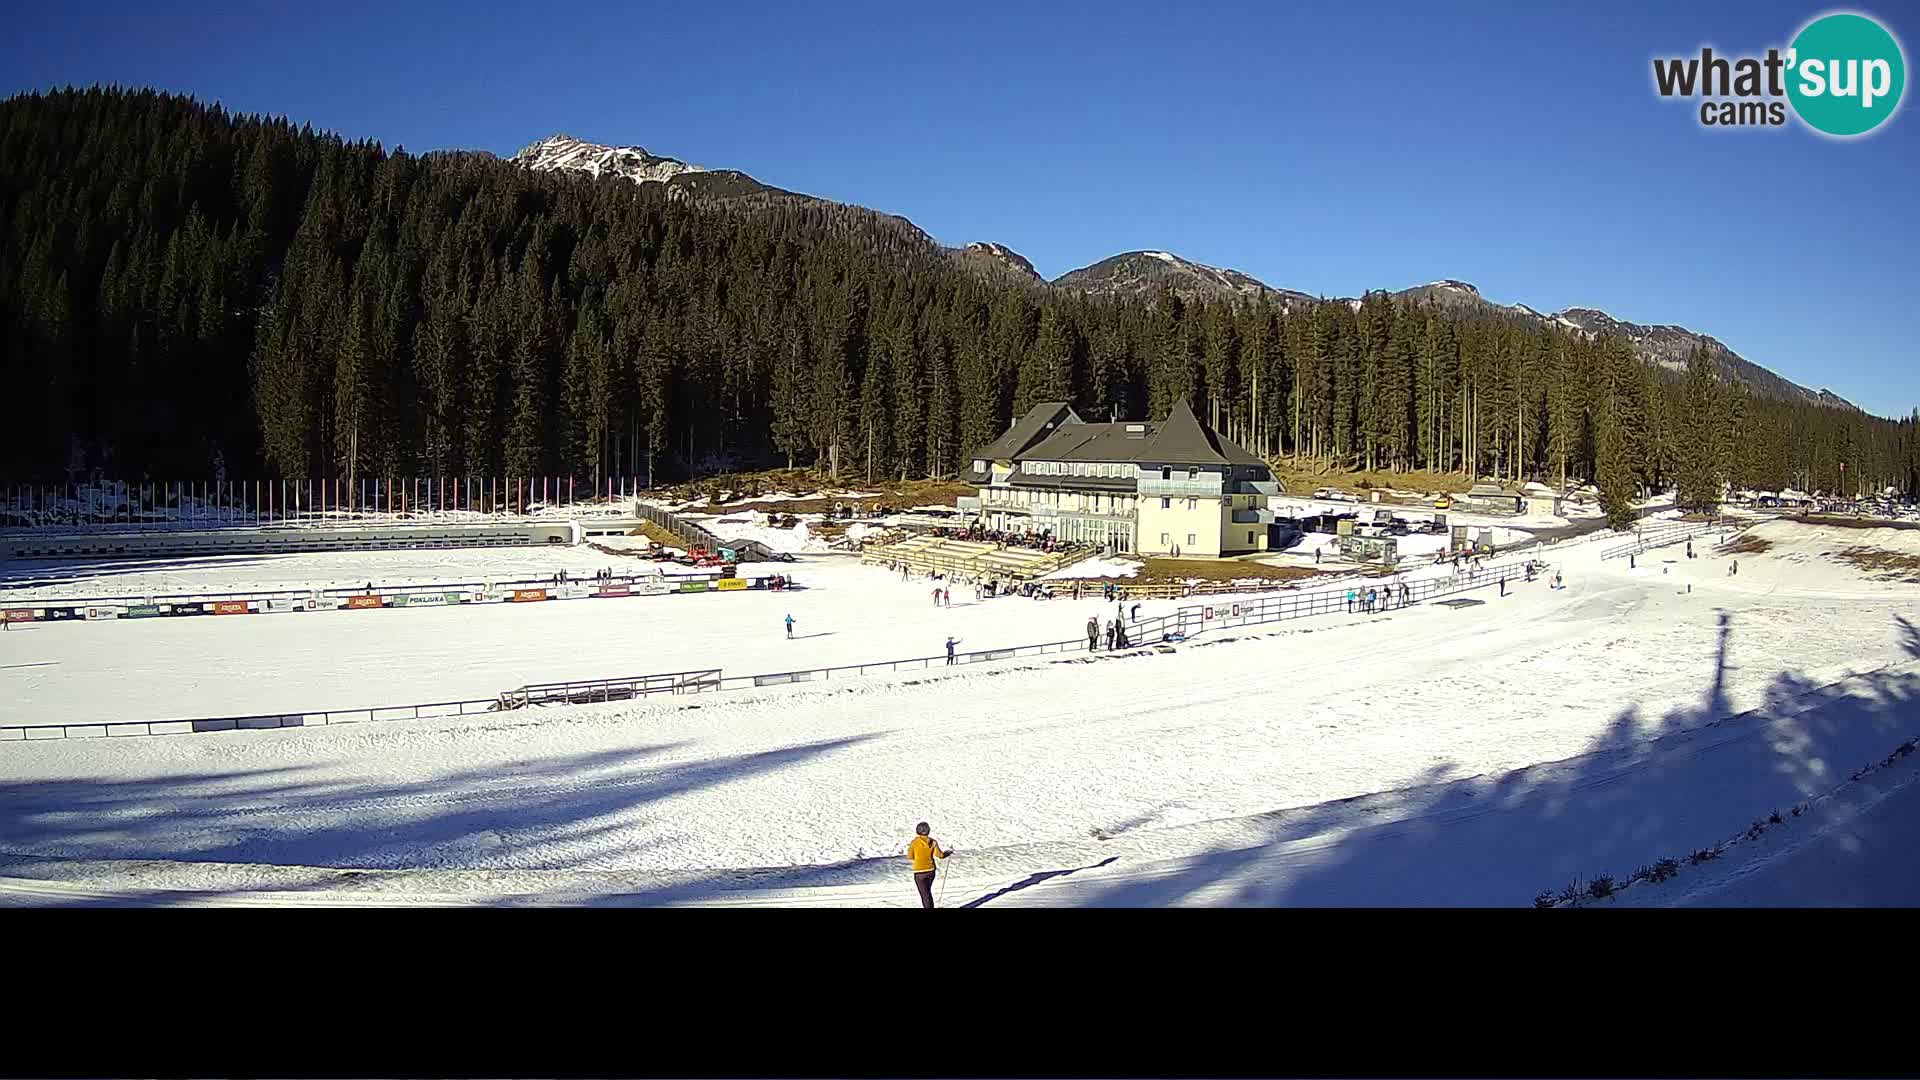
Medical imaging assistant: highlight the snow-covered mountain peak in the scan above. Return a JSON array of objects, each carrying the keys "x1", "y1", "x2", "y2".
[{"x1": 511, "y1": 133, "x2": 708, "y2": 185}]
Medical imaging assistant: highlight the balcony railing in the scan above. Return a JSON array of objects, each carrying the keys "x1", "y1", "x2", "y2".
[{"x1": 1136, "y1": 475, "x2": 1223, "y2": 498}]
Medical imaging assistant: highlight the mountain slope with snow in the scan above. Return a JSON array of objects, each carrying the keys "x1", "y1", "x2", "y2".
[
  {"x1": 1555, "y1": 306, "x2": 1854, "y2": 409},
  {"x1": 1051, "y1": 250, "x2": 1315, "y2": 306},
  {"x1": 954, "y1": 241, "x2": 1046, "y2": 287},
  {"x1": 511, "y1": 134, "x2": 1852, "y2": 410}
]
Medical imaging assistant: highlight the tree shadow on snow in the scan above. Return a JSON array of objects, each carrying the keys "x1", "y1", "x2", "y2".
[
  {"x1": 1059, "y1": 608, "x2": 1920, "y2": 907},
  {"x1": 0, "y1": 733, "x2": 878, "y2": 906}
]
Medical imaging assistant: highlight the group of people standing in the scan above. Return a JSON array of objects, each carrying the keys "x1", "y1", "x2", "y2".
[
  {"x1": 1087, "y1": 614, "x2": 1132, "y2": 651},
  {"x1": 1345, "y1": 582, "x2": 1411, "y2": 613}
]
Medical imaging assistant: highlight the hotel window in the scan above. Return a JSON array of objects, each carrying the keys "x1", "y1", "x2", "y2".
[
  {"x1": 1187, "y1": 533, "x2": 1197, "y2": 546},
  {"x1": 1186, "y1": 497, "x2": 1196, "y2": 511},
  {"x1": 1160, "y1": 497, "x2": 1170, "y2": 509},
  {"x1": 1247, "y1": 532, "x2": 1256, "y2": 544},
  {"x1": 1160, "y1": 532, "x2": 1169, "y2": 545}
]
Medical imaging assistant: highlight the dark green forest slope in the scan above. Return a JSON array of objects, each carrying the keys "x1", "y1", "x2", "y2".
[{"x1": 2, "y1": 88, "x2": 1914, "y2": 502}]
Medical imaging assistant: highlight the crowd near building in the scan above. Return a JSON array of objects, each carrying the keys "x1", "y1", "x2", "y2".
[{"x1": 958, "y1": 397, "x2": 1281, "y2": 559}]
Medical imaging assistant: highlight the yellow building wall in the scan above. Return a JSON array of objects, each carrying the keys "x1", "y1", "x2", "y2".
[{"x1": 1136, "y1": 495, "x2": 1225, "y2": 557}]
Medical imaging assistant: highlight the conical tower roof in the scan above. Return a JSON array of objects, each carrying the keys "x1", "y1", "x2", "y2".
[{"x1": 1140, "y1": 397, "x2": 1264, "y2": 466}]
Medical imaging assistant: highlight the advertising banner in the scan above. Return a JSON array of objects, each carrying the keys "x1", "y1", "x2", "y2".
[
  {"x1": 678, "y1": 580, "x2": 710, "y2": 594},
  {"x1": 212, "y1": 600, "x2": 250, "y2": 615},
  {"x1": 593, "y1": 584, "x2": 632, "y2": 598},
  {"x1": 715, "y1": 577, "x2": 747, "y2": 591},
  {"x1": 125, "y1": 604, "x2": 162, "y2": 618},
  {"x1": 266, "y1": 598, "x2": 302, "y2": 613},
  {"x1": 86, "y1": 607, "x2": 121, "y2": 621},
  {"x1": 3, "y1": 608, "x2": 37, "y2": 623},
  {"x1": 345, "y1": 595, "x2": 384, "y2": 609},
  {"x1": 510, "y1": 589, "x2": 548, "y2": 602},
  {"x1": 635, "y1": 579, "x2": 673, "y2": 596},
  {"x1": 396, "y1": 593, "x2": 454, "y2": 607},
  {"x1": 168, "y1": 603, "x2": 205, "y2": 616},
  {"x1": 557, "y1": 585, "x2": 592, "y2": 600}
]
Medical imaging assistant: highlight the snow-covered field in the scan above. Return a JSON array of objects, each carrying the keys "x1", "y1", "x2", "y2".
[
  {"x1": 0, "y1": 550, "x2": 1259, "y2": 726},
  {"x1": 2, "y1": 518, "x2": 1915, "y2": 906},
  {"x1": 0, "y1": 545, "x2": 649, "y2": 599}
]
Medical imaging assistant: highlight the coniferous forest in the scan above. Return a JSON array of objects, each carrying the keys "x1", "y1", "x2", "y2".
[{"x1": 4, "y1": 88, "x2": 1917, "y2": 509}]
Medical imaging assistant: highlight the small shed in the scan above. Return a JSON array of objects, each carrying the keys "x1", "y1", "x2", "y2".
[
  {"x1": 1461, "y1": 482, "x2": 1521, "y2": 514},
  {"x1": 1519, "y1": 481, "x2": 1561, "y2": 518}
]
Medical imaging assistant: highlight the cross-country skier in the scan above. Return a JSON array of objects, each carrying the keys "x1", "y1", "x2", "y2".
[
  {"x1": 907, "y1": 822, "x2": 952, "y2": 909},
  {"x1": 785, "y1": 613, "x2": 795, "y2": 638}
]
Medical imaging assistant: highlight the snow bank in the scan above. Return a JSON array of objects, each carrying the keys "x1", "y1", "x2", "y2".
[
  {"x1": 690, "y1": 510, "x2": 835, "y2": 554},
  {"x1": 1041, "y1": 556, "x2": 1142, "y2": 580}
]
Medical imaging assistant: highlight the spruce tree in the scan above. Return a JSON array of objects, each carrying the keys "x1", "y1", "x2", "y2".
[{"x1": 1596, "y1": 394, "x2": 1636, "y2": 530}]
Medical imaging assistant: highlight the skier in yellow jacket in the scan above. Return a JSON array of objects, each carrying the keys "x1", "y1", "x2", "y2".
[{"x1": 907, "y1": 821, "x2": 953, "y2": 909}]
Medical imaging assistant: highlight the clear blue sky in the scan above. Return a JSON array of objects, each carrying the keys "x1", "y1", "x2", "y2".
[{"x1": 7, "y1": 0, "x2": 1917, "y2": 417}]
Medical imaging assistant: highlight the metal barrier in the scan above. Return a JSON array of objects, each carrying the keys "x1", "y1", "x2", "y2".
[
  {"x1": 1600, "y1": 518, "x2": 1731, "y2": 561},
  {"x1": 499, "y1": 669, "x2": 724, "y2": 707},
  {"x1": 0, "y1": 697, "x2": 503, "y2": 741},
  {"x1": 633, "y1": 501, "x2": 727, "y2": 552},
  {"x1": 0, "y1": 568, "x2": 721, "y2": 615}
]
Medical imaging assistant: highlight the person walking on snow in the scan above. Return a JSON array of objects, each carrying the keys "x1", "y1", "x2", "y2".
[
  {"x1": 785, "y1": 613, "x2": 795, "y2": 639},
  {"x1": 907, "y1": 822, "x2": 952, "y2": 909},
  {"x1": 945, "y1": 636, "x2": 961, "y2": 665},
  {"x1": 1346, "y1": 588, "x2": 1356, "y2": 613},
  {"x1": 1088, "y1": 616, "x2": 1100, "y2": 651}
]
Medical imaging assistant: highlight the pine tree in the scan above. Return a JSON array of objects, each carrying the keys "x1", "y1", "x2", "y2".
[
  {"x1": 769, "y1": 315, "x2": 812, "y2": 470},
  {"x1": 1675, "y1": 348, "x2": 1723, "y2": 512},
  {"x1": 1596, "y1": 393, "x2": 1636, "y2": 530}
]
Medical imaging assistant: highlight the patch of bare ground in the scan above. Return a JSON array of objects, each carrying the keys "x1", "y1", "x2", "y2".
[
  {"x1": 1836, "y1": 546, "x2": 1920, "y2": 581},
  {"x1": 627, "y1": 521, "x2": 686, "y2": 548},
  {"x1": 1794, "y1": 514, "x2": 1920, "y2": 531},
  {"x1": 1136, "y1": 559, "x2": 1328, "y2": 585},
  {"x1": 1721, "y1": 535, "x2": 1774, "y2": 556}
]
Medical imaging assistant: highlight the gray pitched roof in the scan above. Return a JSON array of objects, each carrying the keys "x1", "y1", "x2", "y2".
[
  {"x1": 975, "y1": 402, "x2": 1078, "y2": 461},
  {"x1": 1138, "y1": 397, "x2": 1266, "y2": 466},
  {"x1": 1022, "y1": 420, "x2": 1160, "y2": 462},
  {"x1": 976, "y1": 397, "x2": 1267, "y2": 469}
]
